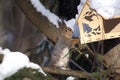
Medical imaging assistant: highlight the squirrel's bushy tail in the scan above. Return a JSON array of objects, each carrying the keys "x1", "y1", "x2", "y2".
[
  {"x1": 37, "y1": 35, "x2": 54, "y2": 66},
  {"x1": 37, "y1": 35, "x2": 54, "y2": 54}
]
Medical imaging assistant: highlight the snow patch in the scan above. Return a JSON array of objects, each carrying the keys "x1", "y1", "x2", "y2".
[
  {"x1": 0, "y1": 48, "x2": 46, "y2": 80},
  {"x1": 85, "y1": 54, "x2": 89, "y2": 58},
  {"x1": 26, "y1": 62, "x2": 47, "y2": 76},
  {"x1": 66, "y1": 76, "x2": 75, "y2": 80}
]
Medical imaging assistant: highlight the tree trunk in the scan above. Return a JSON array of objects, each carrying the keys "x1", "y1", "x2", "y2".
[{"x1": 103, "y1": 43, "x2": 120, "y2": 73}]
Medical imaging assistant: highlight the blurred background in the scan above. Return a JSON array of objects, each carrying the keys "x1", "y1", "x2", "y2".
[{"x1": 0, "y1": 0, "x2": 41, "y2": 51}]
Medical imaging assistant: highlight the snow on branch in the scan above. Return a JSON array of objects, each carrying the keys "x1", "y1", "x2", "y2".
[{"x1": 30, "y1": 0, "x2": 61, "y2": 27}]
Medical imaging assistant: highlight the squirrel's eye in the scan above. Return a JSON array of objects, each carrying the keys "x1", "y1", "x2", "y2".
[{"x1": 65, "y1": 29, "x2": 68, "y2": 32}]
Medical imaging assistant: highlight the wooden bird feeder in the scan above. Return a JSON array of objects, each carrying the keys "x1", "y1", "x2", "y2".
[{"x1": 77, "y1": 1, "x2": 120, "y2": 44}]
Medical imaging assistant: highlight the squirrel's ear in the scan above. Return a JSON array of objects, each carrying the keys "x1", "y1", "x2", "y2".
[{"x1": 58, "y1": 21, "x2": 67, "y2": 32}]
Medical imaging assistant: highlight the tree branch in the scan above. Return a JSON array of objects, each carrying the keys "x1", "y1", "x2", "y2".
[
  {"x1": 16, "y1": 0, "x2": 59, "y2": 43},
  {"x1": 42, "y1": 66, "x2": 89, "y2": 78}
]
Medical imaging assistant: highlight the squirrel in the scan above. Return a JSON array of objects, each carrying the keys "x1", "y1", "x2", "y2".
[{"x1": 49, "y1": 26, "x2": 73, "y2": 69}]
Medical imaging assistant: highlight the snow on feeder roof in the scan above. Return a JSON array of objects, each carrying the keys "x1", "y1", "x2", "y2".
[{"x1": 89, "y1": 0, "x2": 120, "y2": 19}]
